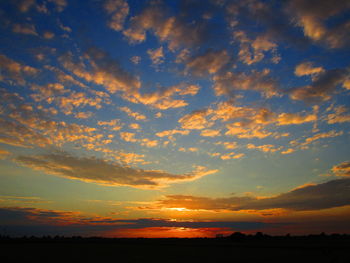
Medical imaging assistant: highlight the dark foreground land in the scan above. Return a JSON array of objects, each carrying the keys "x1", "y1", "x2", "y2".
[{"x1": 1, "y1": 234, "x2": 350, "y2": 263}]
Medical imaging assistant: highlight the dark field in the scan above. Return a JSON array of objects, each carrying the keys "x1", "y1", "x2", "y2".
[{"x1": 1, "y1": 236, "x2": 350, "y2": 263}]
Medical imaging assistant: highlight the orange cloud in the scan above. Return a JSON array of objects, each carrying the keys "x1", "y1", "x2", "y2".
[
  {"x1": 103, "y1": 0, "x2": 129, "y2": 31},
  {"x1": 213, "y1": 69, "x2": 279, "y2": 98},
  {"x1": 156, "y1": 129, "x2": 190, "y2": 140},
  {"x1": 0, "y1": 54, "x2": 38, "y2": 85},
  {"x1": 247, "y1": 144, "x2": 281, "y2": 153},
  {"x1": 291, "y1": 130, "x2": 343, "y2": 147},
  {"x1": 220, "y1": 152, "x2": 245, "y2": 160},
  {"x1": 123, "y1": 83, "x2": 199, "y2": 110},
  {"x1": 234, "y1": 31, "x2": 278, "y2": 65},
  {"x1": 98, "y1": 119, "x2": 122, "y2": 131},
  {"x1": 74, "y1": 112, "x2": 93, "y2": 119},
  {"x1": 120, "y1": 132, "x2": 137, "y2": 142},
  {"x1": 332, "y1": 161, "x2": 350, "y2": 177},
  {"x1": 119, "y1": 106, "x2": 147, "y2": 120},
  {"x1": 0, "y1": 148, "x2": 11, "y2": 159},
  {"x1": 140, "y1": 138, "x2": 158, "y2": 148},
  {"x1": 327, "y1": 106, "x2": 350, "y2": 124},
  {"x1": 178, "y1": 109, "x2": 212, "y2": 130},
  {"x1": 129, "y1": 123, "x2": 141, "y2": 130},
  {"x1": 200, "y1": 129, "x2": 221, "y2": 137},
  {"x1": 147, "y1": 46, "x2": 164, "y2": 65},
  {"x1": 276, "y1": 112, "x2": 317, "y2": 125},
  {"x1": 294, "y1": 62, "x2": 324, "y2": 77}
]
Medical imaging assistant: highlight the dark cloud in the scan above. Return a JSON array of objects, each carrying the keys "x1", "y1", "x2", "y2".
[
  {"x1": 225, "y1": 0, "x2": 311, "y2": 48},
  {"x1": 289, "y1": 68, "x2": 350, "y2": 101},
  {"x1": 153, "y1": 178, "x2": 350, "y2": 211},
  {"x1": 0, "y1": 206, "x2": 275, "y2": 237},
  {"x1": 123, "y1": 2, "x2": 208, "y2": 50},
  {"x1": 184, "y1": 49, "x2": 232, "y2": 76},
  {"x1": 286, "y1": 0, "x2": 350, "y2": 48},
  {"x1": 213, "y1": 69, "x2": 280, "y2": 99},
  {"x1": 15, "y1": 152, "x2": 217, "y2": 188}
]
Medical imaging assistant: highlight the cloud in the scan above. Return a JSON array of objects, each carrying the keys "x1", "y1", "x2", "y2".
[
  {"x1": 113, "y1": 151, "x2": 147, "y2": 165},
  {"x1": 97, "y1": 119, "x2": 122, "y2": 131},
  {"x1": 129, "y1": 123, "x2": 141, "y2": 130},
  {"x1": 140, "y1": 138, "x2": 158, "y2": 148},
  {"x1": 213, "y1": 69, "x2": 279, "y2": 99},
  {"x1": 200, "y1": 129, "x2": 221, "y2": 137},
  {"x1": 74, "y1": 112, "x2": 93, "y2": 119},
  {"x1": 281, "y1": 148, "x2": 295, "y2": 155},
  {"x1": 61, "y1": 49, "x2": 199, "y2": 110},
  {"x1": 294, "y1": 62, "x2": 325, "y2": 77},
  {"x1": 150, "y1": 178, "x2": 350, "y2": 211},
  {"x1": 276, "y1": 112, "x2": 317, "y2": 125},
  {"x1": 219, "y1": 142, "x2": 238, "y2": 150},
  {"x1": 287, "y1": 0, "x2": 350, "y2": 48},
  {"x1": 12, "y1": 23, "x2": 38, "y2": 36},
  {"x1": 130, "y1": 56, "x2": 141, "y2": 65},
  {"x1": 120, "y1": 132, "x2": 137, "y2": 142},
  {"x1": 103, "y1": 0, "x2": 129, "y2": 31},
  {"x1": 119, "y1": 106, "x2": 147, "y2": 120},
  {"x1": 289, "y1": 68, "x2": 350, "y2": 101},
  {"x1": 332, "y1": 161, "x2": 350, "y2": 177},
  {"x1": 0, "y1": 90, "x2": 108, "y2": 149},
  {"x1": 48, "y1": 0, "x2": 67, "y2": 12},
  {"x1": 247, "y1": 144, "x2": 281, "y2": 153},
  {"x1": 0, "y1": 148, "x2": 11, "y2": 159},
  {"x1": 60, "y1": 48, "x2": 141, "y2": 95},
  {"x1": 31, "y1": 83, "x2": 106, "y2": 115},
  {"x1": 178, "y1": 109, "x2": 213, "y2": 130},
  {"x1": 0, "y1": 206, "x2": 272, "y2": 237},
  {"x1": 122, "y1": 83, "x2": 200, "y2": 110},
  {"x1": 45, "y1": 65, "x2": 88, "y2": 88},
  {"x1": 185, "y1": 49, "x2": 231, "y2": 76},
  {"x1": 234, "y1": 31, "x2": 278, "y2": 65},
  {"x1": 15, "y1": 152, "x2": 218, "y2": 188},
  {"x1": 15, "y1": 0, "x2": 35, "y2": 12},
  {"x1": 291, "y1": 130, "x2": 343, "y2": 147},
  {"x1": 326, "y1": 106, "x2": 350, "y2": 124},
  {"x1": 179, "y1": 147, "x2": 198, "y2": 153},
  {"x1": 220, "y1": 152, "x2": 245, "y2": 160},
  {"x1": 147, "y1": 46, "x2": 164, "y2": 65},
  {"x1": 184, "y1": 101, "x2": 317, "y2": 140},
  {"x1": 123, "y1": 3, "x2": 206, "y2": 50},
  {"x1": 43, "y1": 31, "x2": 55, "y2": 39},
  {"x1": 156, "y1": 129, "x2": 190, "y2": 140},
  {"x1": 0, "y1": 195, "x2": 49, "y2": 205},
  {"x1": 225, "y1": 0, "x2": 310, "y2": 48},
  {"x1": 0, "y1": 118, "x2": 51, "y2": 148},
  {"x1": 0, "y1": 54, "x2": 38, "y2": 85},
  {"x1": 225, "y1": 123, "x2": 272, "y2": 139}
]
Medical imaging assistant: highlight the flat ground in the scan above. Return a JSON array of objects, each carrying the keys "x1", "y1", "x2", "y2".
[{"x1": 1, "y1": 238, "x2": 349, "y2": 263}]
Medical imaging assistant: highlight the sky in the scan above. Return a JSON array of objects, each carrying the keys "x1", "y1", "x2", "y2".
[{"x1": 0, "y1": 0, "x2": 350, "y2": 238}]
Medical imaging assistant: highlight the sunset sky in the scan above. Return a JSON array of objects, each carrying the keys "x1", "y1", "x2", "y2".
[{"x1": 0, "y1": 0, "x2": 350, "y2": 238}]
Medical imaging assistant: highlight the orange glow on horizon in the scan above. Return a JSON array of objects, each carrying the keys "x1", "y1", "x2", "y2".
[{"x1": 104, "y1": 227, "x2": 234, "y2": 238}]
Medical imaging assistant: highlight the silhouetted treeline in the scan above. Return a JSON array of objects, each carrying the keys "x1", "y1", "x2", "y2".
[
  {"x1": 225, "y1": 231, "x2": 350, "y2": 242},
  {"x1": 1, "y1": 232, "x2": 350, "y2": 244}
]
